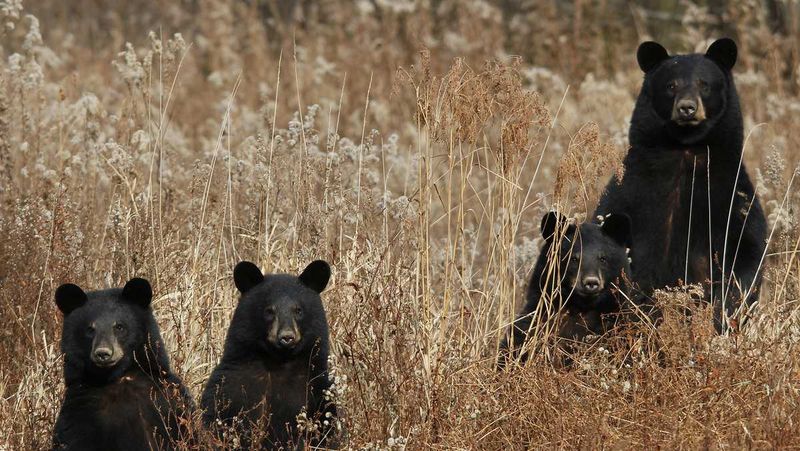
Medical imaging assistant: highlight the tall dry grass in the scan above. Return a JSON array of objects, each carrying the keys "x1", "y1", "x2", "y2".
[{"x1": 1, "y1": 0, "x2": 800, "y2": 448}]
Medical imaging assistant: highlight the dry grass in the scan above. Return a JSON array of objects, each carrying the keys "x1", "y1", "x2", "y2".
[{"x1": 2, "y1": 0, "x2": 800, "y2": 449}]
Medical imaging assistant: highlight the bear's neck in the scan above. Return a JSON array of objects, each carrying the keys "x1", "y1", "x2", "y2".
[
  {"x1": 564, "y1": 292, "x2": 620, "y2": 314},
  {"x1": 223, "y1": 337, "x2": 329, "y2": 375},
  {"x1": 65, "y1": 361, "x2": 157, "y2": 388}
]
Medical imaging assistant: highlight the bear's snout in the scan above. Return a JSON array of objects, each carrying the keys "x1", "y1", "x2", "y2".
[
  {"x1": 580, "y1": 276, "x2": 602, "y2": 294},
  {"x1": 278, "y1": 331, "x2": 297, "y2": 348},
  {"x1": 268, "y1": 317, "x2": 303, "y2": 350},
  {"x1": 677, "y1": 99, "x2": 697, "y2": 119},
  {"x1": 89, "y1": 332, "x2": 124, "y2": 367},
  {"x1": 91, "y1": 346, "x2": 117, "y2": 366},
  {"x1": 672, "y1": 96, "x2": 706, "y2": 125}
]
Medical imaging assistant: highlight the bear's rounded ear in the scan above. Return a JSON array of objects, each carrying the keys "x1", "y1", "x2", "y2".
[
  {"x1": 637, "y1": 41, "x2": 669, "y2": 72},
  {"x1": 234, "y1": 261, "x2": 264, "y2": 294},
  {"x1": 299, "y1": 260, "x2": 331, "y2": 294},
  {"x1": 55, "y1": 283, "x2": 88, "y2": 315},
  {"x1": 706, "y1": 38, "x2": 737, "y2": 71},
  {"x1": 121, "y1": 278, "x2": 153, "y2": 308},
  {"x1": 540, "y1": 211, "x2": 569, "y2": 241},
  {"x1": 601, "y1": 213, "x2": 633, "y2": 248}
]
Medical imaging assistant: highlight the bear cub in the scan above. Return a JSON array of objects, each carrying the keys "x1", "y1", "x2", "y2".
[
  {"x1": 500, "y1": 212, "x2": 637, "y2": 364},
  {"x1": 52, "y1": 278, "x2": 193, "y2": 451},
  {"x1": 201, "y1": 260, "x2": 339, "y2": 449}
]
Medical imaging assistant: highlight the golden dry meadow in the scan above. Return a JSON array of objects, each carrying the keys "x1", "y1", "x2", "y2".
[{"x1": 2, "y1": 1, "x2": 800, "y2": 449}]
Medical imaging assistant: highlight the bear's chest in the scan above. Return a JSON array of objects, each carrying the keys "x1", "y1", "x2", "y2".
[
  {"x1": 557, "y1": 310, "x2": 609, "y2": 341},
  {"x1": 267, "y1": 367, "x2": 311, "y2": 413},
  {"x1": 624, "y1": 151, "x2": 715, "y2": 245},
  {"x1": 62, "y1": 376, "x2": 167, "y2": 449},
  {"x1": 223, "y1": 361, "x2": 311, "y2": 418},
  {"x1": 616, "y1": 148, "x2": 742, "y2": 287},
  {"x1": 93, "y1": 377, "x2": 166, "y2": 425}
]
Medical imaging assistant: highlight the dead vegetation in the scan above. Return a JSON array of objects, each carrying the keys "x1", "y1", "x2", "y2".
[{"x1": 2, "y1": 0, "x2": 800, "y2": 448}]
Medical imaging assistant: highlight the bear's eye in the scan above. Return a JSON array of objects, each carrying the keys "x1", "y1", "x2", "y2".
[
  {"x1": 113, "y1": 323, "x2": 126, "y2": 333},
  {"x1": 598, "y1": 255, "x2": 607, "y2": 263},
  {"x1": 85, "y1": 326, "x2": 95, "y2": 337},
  {"x1": 570, "y1": 255, "x2": 580, "y2": 263},
  {"x1": 294, "y1": 307, "x2": 303, "y2": 318},
  {"x1": 666, "y1": 80, "x2": 678, "y2": 94},
  {"x1": 697, "y1": 79, "x2": 710, "y2": 95}
]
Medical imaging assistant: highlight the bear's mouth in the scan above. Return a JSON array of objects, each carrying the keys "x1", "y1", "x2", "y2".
[
  {"x1": 574, "y1": 287, "x2": 603, "y2": 298},
  {"x1": 673, "y1": 118, "x2": 704, "y2": 127},
  {"x1": 91, "y1": 357, "x2": 122, "y2": 368},
  {"x1": 267, "y1": 336, "x2": 303, "y2": 352}
]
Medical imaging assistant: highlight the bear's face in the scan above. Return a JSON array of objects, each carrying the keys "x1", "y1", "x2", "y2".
[
  {"x1": 232, "y1": 260, "x2": 331, "y2": 359},
  {"x1": 541, "y1": 212, "x2": 632, "y2": 299},
  {"x1": 636, "y1": 38, "x2": 738, "y2": 145},
  {"x1": 55, "y1": 278, "x2": 153, "y2": 379}
]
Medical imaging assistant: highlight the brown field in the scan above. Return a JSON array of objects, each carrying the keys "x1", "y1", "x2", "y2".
[{"x1": 2, "y1": 0, "x2": 800, "y2": 449}]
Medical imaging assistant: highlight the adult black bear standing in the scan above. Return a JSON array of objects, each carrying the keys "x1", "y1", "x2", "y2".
[
  {"x1": 201, "y1": 260, "x2": 339, "y2": 450},
  {"x1": 52, "y1": 278, "x2": 194, "y2": 451},
  {"x1": 499, "y1": 212, "x2": 637, "y2": 365},
  {"x1": 595, "y1": 38, "x2": 767, "y2": 331}
]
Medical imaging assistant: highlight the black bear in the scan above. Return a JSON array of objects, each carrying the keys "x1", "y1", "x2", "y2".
[
  {"x1": 52, "y1": 278, "x2": 194, "y2": 451},
  {"x1": 595, "y1": 38, "x2": 767, "y2": 332},
  {"x1": 201, "y1": 260, "x2": 339, "y2": 450},
  {"x1": 500, "y1": 211, "x2": 637, "y2": 364}
]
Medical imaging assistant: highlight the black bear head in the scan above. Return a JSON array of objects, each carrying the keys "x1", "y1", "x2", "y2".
[
  {"x1": 230, "y1": 260, "x2": 331, "y2": 361},
  {"x1": 633, "y1": 38, "x2": 739, "y2": 147},
  {"x1": 55, "y1": 278, "x2": 164, "y2": 385},
  {"x1": 540, "y1": 212, "x2": 632, "y2": 299}
]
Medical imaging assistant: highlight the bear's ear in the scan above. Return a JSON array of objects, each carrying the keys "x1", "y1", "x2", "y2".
[
  {"x1": 55, "y1": 283, "x2": 88, "y2": 315},
  {"x1": 540, "y1": 211, "x2": 570, "y2": 242},
  {"x1": 637, "y1": 41, "x2": 670, "y2": 72},
  {"x1": 234, "y1": 261, "x2": 264, "y2": 294},
  {"x1": 299, "y1": 260, "x2": 331, "y2": 294},
  {"x1": 601, "y1": 213, "x2": 632, "y2": 248},
  {"x1": 706, "y1": 38, "x2": 737, "y2": 71},
  {"x1": 121, "y1": 278, "x2": 153, "y2": 308}
]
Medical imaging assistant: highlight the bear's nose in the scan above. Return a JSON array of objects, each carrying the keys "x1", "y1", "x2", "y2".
[
  {"x1": 582, "y1": 277, "x2": 601, "y2": 293},
  {"x1": 92, "y1": 347, "x2": 113, "y2": 363},
  {"x1": 278, "y1": 332, "x2": 296, "y2": 347},
  {"x1": 677, "y1": 99, "x2": 697, "y2": 119}
]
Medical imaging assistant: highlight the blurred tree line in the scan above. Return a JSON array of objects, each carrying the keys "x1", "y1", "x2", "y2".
[{"x1": 22, "y1": 0, "x2": 800, "y2": 90}]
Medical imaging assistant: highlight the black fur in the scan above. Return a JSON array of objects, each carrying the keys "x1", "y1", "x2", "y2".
[
  {"x1": 52, "y1": 279, "x2": 194, "y2": 451},
  {"x1": 596, "y1": 38, "x2": 768, "y2": 332},
  {"x1": 201, "y1": 260, "x2": 339, "y2": 449},
  {"x1": 500, "y1": 212, "x2": 639, "y2": 364}
]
